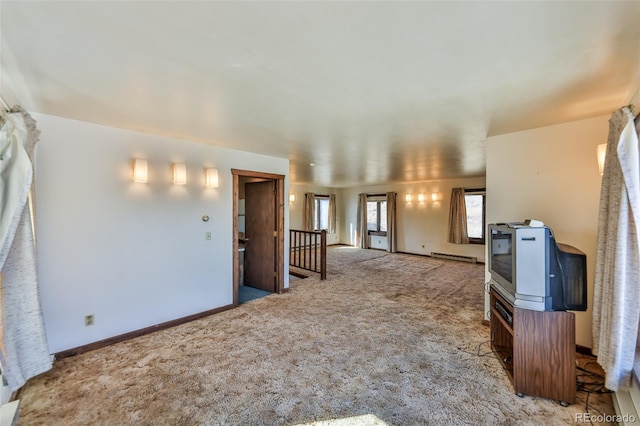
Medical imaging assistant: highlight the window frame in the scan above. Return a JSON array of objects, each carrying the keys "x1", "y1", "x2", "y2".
[
  {"x1": 366, "y1": 197, "x2": 387, "y2": 236},
  {"x1": 464, "y1": 188, "x2": 486, "y2": 245}
]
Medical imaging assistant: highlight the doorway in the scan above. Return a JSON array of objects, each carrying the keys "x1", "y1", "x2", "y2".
[{"x1": 232, "y1": 169, "x2": 285, "y2": 306}]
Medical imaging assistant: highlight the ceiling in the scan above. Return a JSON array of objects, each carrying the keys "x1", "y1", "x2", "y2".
[{"x1": 1, "y1": 1, "x2": 639, "y2": 187}]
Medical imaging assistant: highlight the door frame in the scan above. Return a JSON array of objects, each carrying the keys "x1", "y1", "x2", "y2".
[{"x1": 231, "y1": 169, "x2": 285, "y2": 307}]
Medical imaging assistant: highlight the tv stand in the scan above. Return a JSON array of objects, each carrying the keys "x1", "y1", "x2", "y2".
[{"x1": 490, "y1": 286, "x2": 576, "y2": 405}]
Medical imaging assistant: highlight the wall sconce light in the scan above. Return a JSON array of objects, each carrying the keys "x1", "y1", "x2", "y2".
[
  {"x1": 432, "y1": 192, "x2": 439, "y2": 202},
  {"x1": 289, "y1": 193, "x2": 296, "y2": 204},
  {"x1": 405, "y1": 193, "x2": 412, "y2": 203},
  {"x1": 597, "y1": 144, "x2": 607, "y2": 176},
  {"x1": 172, "y1": 163, "x2": 187, "y2": 185},
  {"x1": 132, "y1": 159, "x2": 148, "y2": 183},
  {"x1": 205, "y1": 168, "x2": 219, "y2": 188},
  {"x1": 418, "y1": 193, "x2": 425, "y2": 203}
]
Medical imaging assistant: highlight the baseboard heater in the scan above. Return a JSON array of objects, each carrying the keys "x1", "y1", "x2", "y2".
[{"x1": 431, "y1": 252, "x2": 477, "y2": 264}]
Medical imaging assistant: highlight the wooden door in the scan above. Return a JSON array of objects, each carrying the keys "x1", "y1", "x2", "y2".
[{"x1": 244, "y1": 180, "x2": 276, "y2": 292}]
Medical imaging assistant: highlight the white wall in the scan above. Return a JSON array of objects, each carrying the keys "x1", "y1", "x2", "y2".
[
  {"x1": 341, "y1": 178, "x2": 486, "y2": 261},
  {"x1": 289, "y1": 184, "x2": 342, "y2": 246},
  {"x1": 33, "y1": 114, "x2": 289, "y2": 353},
  {"x1": 486, "y1": 114, "x2": 609, "y2": 349}
]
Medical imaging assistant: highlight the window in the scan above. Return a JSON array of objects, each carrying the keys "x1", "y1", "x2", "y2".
[
  {"x1": 464, "y1": 189, "x2": 486, "y2": 244},
  {"x1": 314, "y1": 196, "x2": 329, "y2": 231},
  {"x1": 367, "y1": 199, "x2": 387, "y2": 235}
]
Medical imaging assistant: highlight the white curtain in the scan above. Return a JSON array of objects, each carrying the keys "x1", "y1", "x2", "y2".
[
  {"x1": 386, "y1": 192, "x2": 397, "y2": 253},
  {"x1": 328, "y1": 194, "x2": 336, "y2": 234},
  {"x1": 0, "y1": 107, "x2": 52, "y2": 391},
  {"x1": 447, "y1": 188, "x2": 469, "y2": 244},
  {"x1": 303, "y1": 193, "x2": 315, "y2": 231},
  {"x1": 593, "y1": 107, "x2": 640, "y2": 391},
  {"x1": 355, "y1": 194, "x2": 367, "y2": 248}
]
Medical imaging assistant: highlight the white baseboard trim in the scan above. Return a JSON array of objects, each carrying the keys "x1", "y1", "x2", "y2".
[
  {"x1": 613, "y1": 390, "x2": 639, "y2": 425},
  {"x1": 0, "y1": 400, "x2": 19, "y2": 426},
  {"x1": 613, "y1": 367, "x2": 640, "y2": 425}
]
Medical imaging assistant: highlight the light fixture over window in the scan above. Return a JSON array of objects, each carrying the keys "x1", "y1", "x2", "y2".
[
  {"x1": 289, "y1": 193, "x2": 296, "y2": 204},
  {"x1": 132, "y1": 159, "x2": 148, "y2": 183},
  {"x1": 418, "y1": 193, "x2": 425, "y2": 203},
  {"x1": 172, "y1": 163, "x2": 187, "y2": 185},
  {"x1": 405, "y1": 193, "x2": 412, "y2": 203},
  {"x1": 205, "y1": 168, "x2": 219, "y2": 188},
  {"x1": 597, "y1": 144, "x2": 607, "y2": 176}
]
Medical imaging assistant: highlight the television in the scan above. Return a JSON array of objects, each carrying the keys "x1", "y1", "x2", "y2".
[{"x1": 488, "y1": 223, "x2": 587, "y2": 312}]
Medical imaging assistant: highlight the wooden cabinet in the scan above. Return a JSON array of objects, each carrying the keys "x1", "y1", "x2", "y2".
[{"x1": 490, "y1": 286, "x2": 576, "y2": 405}]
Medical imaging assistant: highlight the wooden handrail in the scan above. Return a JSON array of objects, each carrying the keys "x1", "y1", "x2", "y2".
[{"x1": 289, "y1": 229, "x2": 327, "y2": 280}]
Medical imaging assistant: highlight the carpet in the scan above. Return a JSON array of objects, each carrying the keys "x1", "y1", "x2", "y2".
[
  {"x1": 360, "y1": 253, "x2": 443, "y2": 274},
  {"x1": 17, "y1": 247, "x2": 614, "y2": 425}
]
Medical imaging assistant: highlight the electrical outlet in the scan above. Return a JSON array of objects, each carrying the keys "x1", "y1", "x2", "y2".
[
  {"x1": 205, "y1": 232, "x2": 211, "y2": 240},
  {"x1": 85, "y1": 314, "x2": 95, "y2": 326}
]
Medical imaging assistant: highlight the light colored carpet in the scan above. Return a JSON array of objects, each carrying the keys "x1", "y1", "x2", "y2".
[{"x1": 18, "y1": 247, "x2": 614, "y2": 425}]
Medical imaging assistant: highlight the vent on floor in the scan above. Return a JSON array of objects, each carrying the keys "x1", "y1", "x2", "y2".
[{"x1": 431, "y1": 252, "x2": 477, "y2": 264}]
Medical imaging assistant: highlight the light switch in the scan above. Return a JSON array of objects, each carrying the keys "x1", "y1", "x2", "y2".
[{"x1": 205, "y1": 232, "x2": 211, "y2": 240}]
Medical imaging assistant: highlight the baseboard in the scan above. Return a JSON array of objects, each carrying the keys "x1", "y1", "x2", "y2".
[
  {"x1": 613, "y1": 387, "x2": 640, "y2": 425},
  {"x1": 55, "y1": 303, "x2": 235, "y2": 359},
  {"x1": 619, "y1": 361, "x2": 640, "y2": 425},
  {"x1": 397, "y1": 250, "x2": 485, "y2": 264},
  {"x1": 482, "y1": 319, "x2": 490, "y2": 327},
  {"x1": 576, "y1": 344, "x2": 594, "y2": 356},
  {"x1": 0, "y1": 400, "x2": 19, "y2": 425},
  {"x1": 397, "y1": 250, "x2": 431, "y2": 258}
]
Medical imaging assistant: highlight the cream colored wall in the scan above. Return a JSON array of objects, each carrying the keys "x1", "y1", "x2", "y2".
[
  {"x1": 486, "y1": 114, "x2": 610, "y2": 349},
  {"x1": 341, "y1": 178, "x2": 486, "y2": 261},
  {"x1": 34, "y1": 113, "x2": 290, "y2": 353},
  {"x1": 289, "y1": 184, "x2": 342, "y2": 246}
]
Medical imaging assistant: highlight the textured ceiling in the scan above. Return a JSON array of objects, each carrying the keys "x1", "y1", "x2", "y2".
[{"x1": 1, "y1": 1, "x2": 639, "y2": 187}]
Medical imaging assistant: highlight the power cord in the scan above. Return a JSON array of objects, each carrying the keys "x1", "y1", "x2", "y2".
[
  {"x1": 575, "y1": 360, "x2": 612, "y2": 426},
  {"x1": 458, "y1": 340, "x2": 495, "y2": 357}
]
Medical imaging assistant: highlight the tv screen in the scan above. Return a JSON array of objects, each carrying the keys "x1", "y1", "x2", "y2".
[
  {"x1": 555, "y1": 243, "x2": 588, "y2": 311},
  {"x1": 491, "y1": 233, "x2": 512, "y2": 282},
  {"x1": 489, "y1": 227, "x2": 515, "y2": 298}
]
